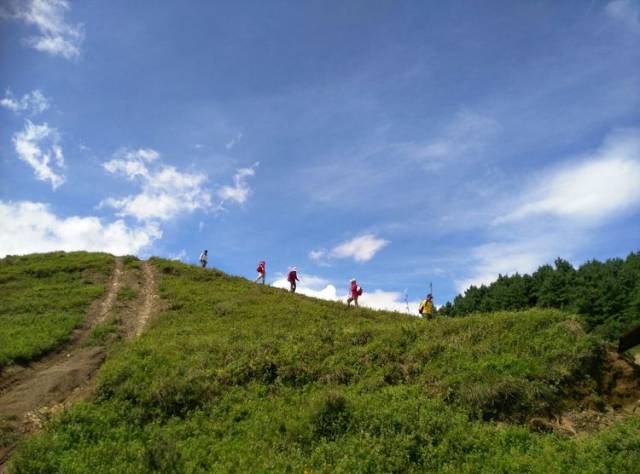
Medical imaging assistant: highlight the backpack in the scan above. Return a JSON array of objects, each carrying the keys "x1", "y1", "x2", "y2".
[{"x1": 357, "y1": 286, "x2": 363, "y2": 296}]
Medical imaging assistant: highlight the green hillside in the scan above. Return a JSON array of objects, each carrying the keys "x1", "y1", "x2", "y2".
[
  {"x1": 7, "y1": 257, "x2": 640, "y2": 473},
  {"x1": 0, "y1": 252, "x2": 113, "y2": 368}
]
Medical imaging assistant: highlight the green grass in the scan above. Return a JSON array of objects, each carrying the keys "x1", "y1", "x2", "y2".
[
  {"x1": 86, "y1": 321, "x2": 120, "y2": 347},
  {"x1": 8, "y1": 258, "x2": 640, "y2": 473},
  {"x1": 0, "y1": 252, "x2": 113, "y2": 368},
  {"x1": 116, "y1": 285, "x2": 138, "y2": 302}
]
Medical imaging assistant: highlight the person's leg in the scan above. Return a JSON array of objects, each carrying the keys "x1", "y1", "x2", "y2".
[
  {"x1": 354, "y1": 297, "x2": 359, "y2": 307},
  {"x1": 347, "y1": 296, "x2": 353, "y2": 306},
  {"x1": 261, "y1": 273, "x2": 265, "y2": 284},
  {"x1": 254, "y1": 273, "x2": 261, "y2": 283}
]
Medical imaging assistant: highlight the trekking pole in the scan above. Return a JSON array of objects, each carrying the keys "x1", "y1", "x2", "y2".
[
  {"x1": 404, "y1": 290, "x2": 410, "y2": 314},
  {"x1": 430, "y1": 282, "x2": 435, "y2": 315}
]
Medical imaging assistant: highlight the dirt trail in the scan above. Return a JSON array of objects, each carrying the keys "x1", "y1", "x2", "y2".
[
  {"x1": 135, "y1": 261, "x2": 157, "y2": 337},
  {"x1": 0, "y1": 258, "x2": 158, "y2": 472}
]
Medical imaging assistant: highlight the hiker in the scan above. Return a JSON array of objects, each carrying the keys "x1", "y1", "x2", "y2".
[
  {"x1": 287, "y1": 267, "x2": 299, "y2": 293},
  {"x1": 254, "y1": 260, "x2": 266, "y2": 284},
  {"x1": 418, "y1": 293, "x2": 434, "y2": 320},
  {"x1": 199, "y1": 250, "x2": 208, "y2": 268},
  {"x1": 347, "y1": 278, "x2": 362, "y2": 307}
]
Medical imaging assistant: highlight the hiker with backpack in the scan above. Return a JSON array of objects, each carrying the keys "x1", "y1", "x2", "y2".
[
  {"x1": 347, "y1": 278, "x2": 362, "y2": 307},
  {"x1": 418, "y1": 293, "x2": 434, "y2": 320},
  {"x1": 199, "y1": 250, "x2": 208, "y2": 268},
  {"x1": 254, "y1": 260, "x2": 266, "y2": 284},
  {"x1": 287, "y1": 267, "x2": 299, "y2": 293}
]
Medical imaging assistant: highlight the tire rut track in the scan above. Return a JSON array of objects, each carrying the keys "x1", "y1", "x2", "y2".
[{"x1": 0, "y1": 258, "x2": 158, "y2": 472}]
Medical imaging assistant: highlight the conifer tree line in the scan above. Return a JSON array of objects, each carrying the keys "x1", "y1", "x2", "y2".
[{"x1": 439, "y1": 252, "x2": 640, "y2": 340}]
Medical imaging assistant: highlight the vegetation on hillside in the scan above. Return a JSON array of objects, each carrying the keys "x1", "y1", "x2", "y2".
[
  {"x1": 439, "y1": 253, "x2": 640, "y2": 340},
  {"x1": 8, "y1": 258, "x2": 640, "y2": 473},
  {"x1": 0, "y1": 252, "x2": 113, "y2": 369}
]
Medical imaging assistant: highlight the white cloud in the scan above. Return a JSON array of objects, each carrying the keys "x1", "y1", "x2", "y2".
[
  {"x1": 1, "y1": 89, "x2": 50, "y2": 115},
  {"x1": 0, "y1": 201, "x2": 160, "y2": 257},
  {"x1": 454, "y1": 239, "x2": 561, "y2": 293},
  {"x1": 101, "y1": 148, "x2": 211, "y2": 221},
  {"x1": 12, "y1": 120, "x2": 65, "y2": 189},
  {"x1": 225, "y1": 132, "x2": 243, "y2": 150},
  {"x1": 359, "y1": 290, "x2": 421, "y2": 314},
  {"x1": 309, "y1": 249, "x2": 328, "y2": 260},
  {"x1": 217, "y1": 164, "x2": 257, "y2": 205},
  {"x1": 311, "y1": 234, "x2": 390, "y2": 264},
  {"x1": 167, "y1": 249, "x2": 187, "y2": 262},
  {"x1": 606, "y1": 0, "x2": 640, "y2": 33},
  {"x1": 270, "y1": 273, "x2": 419, "y2": 314},
  {"x1": 2, "y1": 0, "x2": 84, "y2": 60},
  {"x1": 498, "y1": 128, "x2": 640, "y2": 225},
  {"x1": 398, "y1": 109, "x2": 500, "y2": 170}
]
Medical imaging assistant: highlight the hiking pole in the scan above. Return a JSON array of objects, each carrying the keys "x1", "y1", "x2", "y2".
[
  {"x1": 430, "y1": 282, "x2": 433, "y2": 312},
  {"x1": 404, "y1": 290, "x2": 410, "y2": 314}
]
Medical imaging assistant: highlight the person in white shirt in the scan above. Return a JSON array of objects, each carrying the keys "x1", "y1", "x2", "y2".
[{"x1": 199, "y1": 250, "x2": 208, "y2": 268}]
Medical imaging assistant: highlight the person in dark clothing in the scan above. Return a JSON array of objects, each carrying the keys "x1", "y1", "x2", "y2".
[{"x1": 287, "y1": 267, "x2": 299, "y2": 293}]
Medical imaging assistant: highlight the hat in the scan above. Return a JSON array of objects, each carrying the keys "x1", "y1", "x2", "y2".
[
  {"x1": 350, "y1": 278, "x2": 356, "y2": 282},
  {"x1": 292, "y1": 266, "x2": 297, "y2": 271}
]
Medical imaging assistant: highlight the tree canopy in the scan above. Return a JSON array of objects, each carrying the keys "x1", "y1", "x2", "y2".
[{"x1": 439, "y1": 252, "x2": 640, "y2": 340}]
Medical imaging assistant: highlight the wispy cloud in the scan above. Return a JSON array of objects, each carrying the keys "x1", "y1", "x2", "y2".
[
  {"x1": 397, "y1": 108, "x2": 500, "y2": 170},
  {"x1": 225, "y1": 131, "x2": 243, "y2": 150},
  {"x1": 217, "y1": 163, "x2": 258, "y2": 205},
  {"x1": 1, "y1": 0, "x2": 84, "y2": 60},
  {"x1": 12, "y1": 120, "x2": 65, "y2": 189},
  {"x1": 0, "y1": 200, "x2": 160, "y2": 257},
  {"x1": 455, "y1": 128, "x2": 640, "y2": 294},
  {"x1": 310, "y1": 234, "x2": 390, "y2": 263},
  {"x1": 454, "y1": 238, "x2": 564, "y2": 293},
  {"x1": 1, "y1": 89, "x2": 50, "y2": 115},
  {"x1": 101, "y1": 148, "x2": 211, "y2": 221},
  {"x1": 497, "y1": 128, "x2": 640, "y2": 225},
  {"x1": 606, "y1": 0, "x2": 640, "y2": 33}
]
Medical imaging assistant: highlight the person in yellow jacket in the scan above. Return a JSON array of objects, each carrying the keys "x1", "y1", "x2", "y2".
[{"x1": 418, "y1": 293, "x2": 434, "y2": 320}]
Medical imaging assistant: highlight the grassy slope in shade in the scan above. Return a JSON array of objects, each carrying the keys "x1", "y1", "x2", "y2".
[
  {"x1": 0, "y1": 252, "x2": 113, "y2": 368},
  {"x1": 9, "y1": 259, "x2": 640, "y2": 473}
]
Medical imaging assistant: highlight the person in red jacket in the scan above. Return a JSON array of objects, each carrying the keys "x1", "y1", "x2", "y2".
[
  {"x1": 347, "y1": 278, "x2": 362, "y2": 307},
  {"x1": 287, "y1": 267, "x2": 299, "y2": 293},
  {"x1": 254, "y1": 260, "x2": 266, "y2": 284}
]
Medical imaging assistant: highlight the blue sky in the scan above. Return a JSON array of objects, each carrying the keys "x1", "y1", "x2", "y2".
[{"x1": 1, "y1": 0, "x2": 639, "y2": 312}]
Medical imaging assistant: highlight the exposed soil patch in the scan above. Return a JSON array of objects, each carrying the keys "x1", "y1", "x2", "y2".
[
  {"x1": 530, "y1": 351, "x2": 640, "y2": 436},
  {"x1": 0, "y1": 258, "x2": 158, "y2": 472},
  {"x1": 112, "y1": 260, "x2": 159, "y2": 338}
]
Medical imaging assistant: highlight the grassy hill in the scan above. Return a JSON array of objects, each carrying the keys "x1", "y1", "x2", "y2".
[
  {"x1": 5, "y1": 256, "x2": 640, "y2": 473},
  {"x1": 0, "y1": 252, "x2": 113, "y2": 369}
]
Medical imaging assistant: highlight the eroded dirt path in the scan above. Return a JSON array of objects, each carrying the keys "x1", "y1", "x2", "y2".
[
  {"x1": 0, "y1": 258, "x2": 158, "y2": 472},
  {"x1": 135, "y1": 261, "x2": 157, "y2": 337}
]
